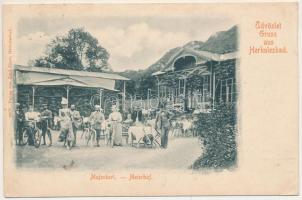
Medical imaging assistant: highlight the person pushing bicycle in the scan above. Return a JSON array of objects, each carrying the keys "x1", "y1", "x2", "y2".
[
  {"x1": 25, "y1": 105, "x2": 41, "y2": 146},
  {"x1": 40, "y1": 104, "x2": 53, "y2": 146}
]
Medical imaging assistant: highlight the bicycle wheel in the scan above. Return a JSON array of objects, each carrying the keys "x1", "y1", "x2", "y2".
[
  {"x1": 21, "y1": 128, "x2": 29, "y2": 146},
  {"x1": 46, "y1": 129, "x2": 52, "y2": 146},
  {"x1": 34, "y1": 129, "x2": 42, "y2": 148}
]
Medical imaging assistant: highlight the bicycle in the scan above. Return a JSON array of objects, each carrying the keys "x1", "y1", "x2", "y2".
[
  {"x1": 81, "y1": 118, "x2": 96, "y2": 147},
  {"x1": 21, "y1": 119, "x2": 42, "y2": 148}
]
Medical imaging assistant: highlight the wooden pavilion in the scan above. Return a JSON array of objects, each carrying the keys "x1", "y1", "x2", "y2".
[{"x1": 14, "y1": 65, "x2": 129, "y2": 116}]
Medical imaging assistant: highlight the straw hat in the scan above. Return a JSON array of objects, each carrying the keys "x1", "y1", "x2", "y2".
[
  {"x1": 112, "y1": 105, "x2": 118, "y2": 110},
  {"x1": 61, "y1": 97, "x2": 68, "y2": 105}
]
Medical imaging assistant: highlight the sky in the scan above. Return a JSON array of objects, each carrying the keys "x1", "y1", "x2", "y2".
[{"x1": 16, "y1": 16, "x2": 234, "y2": 72}]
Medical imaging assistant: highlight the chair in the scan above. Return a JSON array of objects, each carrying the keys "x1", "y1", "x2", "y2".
[
  {"x1": 153, "y1": 129, "x2": 161, "y2": 147},
  {"x1": 122, "y1": 124, "x2": 129, "y2": 145}
]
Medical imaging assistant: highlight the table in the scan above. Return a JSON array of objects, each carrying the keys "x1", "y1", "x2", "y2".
[{"x1": 128, "y1": 125, "x2": 160, "y2": 147}]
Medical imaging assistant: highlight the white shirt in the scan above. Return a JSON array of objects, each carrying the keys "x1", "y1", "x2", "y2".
[{"x1": 25, "y1": 111, "x2": 41, "y2": 121}]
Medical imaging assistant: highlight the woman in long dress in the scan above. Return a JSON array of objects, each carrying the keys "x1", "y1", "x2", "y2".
[{"x1": 108, "y1": 105, "x2": 123, "y2": 147}]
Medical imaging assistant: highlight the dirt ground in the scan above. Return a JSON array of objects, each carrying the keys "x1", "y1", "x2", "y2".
[{"x1": 15, "y1": 131, "x2": 202, "y2": 170}]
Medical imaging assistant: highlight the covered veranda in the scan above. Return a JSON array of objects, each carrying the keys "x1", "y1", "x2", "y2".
[
  {"x1": 15, "y1": 65, "x2": 129, "y2": 115},
  {"x1": 152, "y1": 48, "x2": 237, "y2": 113}
]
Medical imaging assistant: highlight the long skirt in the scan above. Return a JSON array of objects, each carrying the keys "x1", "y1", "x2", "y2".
[
  {"x1": 59, "y1": 121, "x2": 74, "y2": 143},
  {"x1": 111, "y1": 122, "x2": 122, "y2": 146}
]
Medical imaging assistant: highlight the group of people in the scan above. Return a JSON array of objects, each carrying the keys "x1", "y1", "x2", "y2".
[
  {"x1": 15, "y1": 97, "x2": 124, "y2": 149},
  {"x1": 15, "y1": 98, "x2": 175, "y2": 150},
  {"x1": 15, "y1": 103, "x2": 53, "y2": 146},
  {"x1": 58, "y1": 98, "x2": 124, "y2": 149}
]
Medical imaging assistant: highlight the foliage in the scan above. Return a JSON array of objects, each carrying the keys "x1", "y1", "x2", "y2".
[
  {"x1": 118, "y1": 70, "x2": 157, "y2": 98},
  {"x1": 192, "y1": 101, "x2": 237, "y2": 169},
  {"x1": 31, "y1": 28, "x2": 110, "y2": 72}
]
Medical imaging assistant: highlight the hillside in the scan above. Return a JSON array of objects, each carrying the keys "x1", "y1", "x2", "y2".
[
  {"x1": 197, "y1": 25, "x2": 238, "y2": 54},
  {"x1": 120, "y1": 25, "x2": 237, "y2": 79}
]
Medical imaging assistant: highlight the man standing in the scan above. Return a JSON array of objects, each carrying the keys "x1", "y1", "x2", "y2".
[
  {"x1": 89, "y1": 105, "x2": 105, "y2": 147},
  {"x1": 70, "y1": 104, "x2": 82, "y2": 146},
  {"x1": 25, "y1": 105, "x2": 41, "y2": 146},
  {"x1": 155, "y1": 102, "x2": 174, "y2": 149},
  {"x1": 15, "y1": 103, "x2": 25, "y2": 145},
  {"x1": 40, "y1": 104, "x2": 52, "y2": 146}
]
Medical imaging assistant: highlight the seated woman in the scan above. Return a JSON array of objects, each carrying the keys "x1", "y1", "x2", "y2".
[{"x1": 123, "y1": 114, "x2": 133, "y2": 127}]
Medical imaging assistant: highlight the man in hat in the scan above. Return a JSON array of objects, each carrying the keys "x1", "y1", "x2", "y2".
[
  {"x1": 40, "y1": 104, "x2": 53, "y2": 146},
  {"x1": 25, "y1": 105, "x2": 41, "y2": 146},
  {"x1": 89, "y1": 105, "x2": 105, "y2": 147},
  {"x1": 59, "y1": 97, "x2": 70, "y2": 118},
  {"x1": 70, "y1": 104, "x2": 82, "y2": 146},
  {"x1": 15, "y1": 103, "x2": 25, "y2": 145},
  {"x1": 155, "y1": 102, "x2": 174, "y2": 149}
]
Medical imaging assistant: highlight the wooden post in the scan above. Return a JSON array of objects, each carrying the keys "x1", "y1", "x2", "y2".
[
  {"x1": 66, "y1": 86, "x2": 71, "y2": 105},
  {"x1": 231, "y1": 78, "x2": 234, "y2": 102},
  {"x1": 212, "y1": 72, "x2": 216, "y2": 109},
  {"x1": 178, "y1": 79, "x2": 181, "y2": 97},
  {"x1": 184, "y1": 78, "x2": 186, "y2": 111},
  {"x1": 220, "y1": 80, "x2": 223, "y2": 102},
  {"x1": 210, "y1": 65, "x2": 212, "y2": 100},
  {"x1": 130, "y1": 95, "x2": 133, "y2": 110},
  {"x1": 226, "y1": 85, "x2": 229, "y2": 103},
  {"x1": 147, "y1": 89, "x2": 150, "y2": 110},
  {"x1": 99, "y1": 89, "x2": 103, "y2": 108},
  {"x1": 202, "y1": 77, "x2": 205, "y2": 103},
  {"x1": 32, "y1": 86, "x2": 36, "y2": 110},
  {"x1": 157, "y1": 77, "x2": 160, "y2": 99},
  {"x1": 123, "y1": 81, "x2": 126, "y2": 112},
  {"x1": 184, "y1": 78, "x2": 186, "y2": 96},
  {"x1": 148, "y1": 89, "x2": 152, "y2": 109},
  {"x1": 136, "y1": 111, "x2": 139, "y2": 123}
]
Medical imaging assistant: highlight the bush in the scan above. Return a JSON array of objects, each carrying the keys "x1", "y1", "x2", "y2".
[{"x1": 192, "y1": 102, "x2": 237, "y2": 169}]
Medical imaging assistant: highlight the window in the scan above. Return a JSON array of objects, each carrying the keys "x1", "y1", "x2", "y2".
[{"x1": 220, "y1": 78, "x2": 234, "y2": 103}]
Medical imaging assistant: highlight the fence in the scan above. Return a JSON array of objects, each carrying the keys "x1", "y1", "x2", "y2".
[{"x1": 124, "y1": 98, "x2": 159, "y2": 111}]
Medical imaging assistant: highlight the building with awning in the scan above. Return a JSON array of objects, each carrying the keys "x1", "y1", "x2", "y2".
[
  {"x1": 15, "y1": 65, "x2": 129, "y2": 116},
  {"x1": 151, "y1": 47, "x2": 238, "y2": 112}
]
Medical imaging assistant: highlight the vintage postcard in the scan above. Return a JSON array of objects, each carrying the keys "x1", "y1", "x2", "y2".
[{"x1": 2, "y1": 2, "x2": 299, "y2": 197}]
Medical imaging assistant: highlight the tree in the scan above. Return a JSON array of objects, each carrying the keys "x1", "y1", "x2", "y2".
[{"x1": 31, "y1": 28, "x2": 110, "y2": 72}]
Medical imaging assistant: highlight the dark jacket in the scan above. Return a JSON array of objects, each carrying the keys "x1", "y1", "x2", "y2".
[{"x1": 155, "y1": 110, "x2": 173, "y2": 130}]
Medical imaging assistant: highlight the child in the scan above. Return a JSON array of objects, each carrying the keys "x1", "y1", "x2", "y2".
[{"x1": 53, "y1": 112, "x2": 60, "y2": 130}]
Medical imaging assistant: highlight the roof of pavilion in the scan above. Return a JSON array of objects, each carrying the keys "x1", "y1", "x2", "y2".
[{"x1": 15, "y1": 65, "x2": 129, "y2": 91}]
